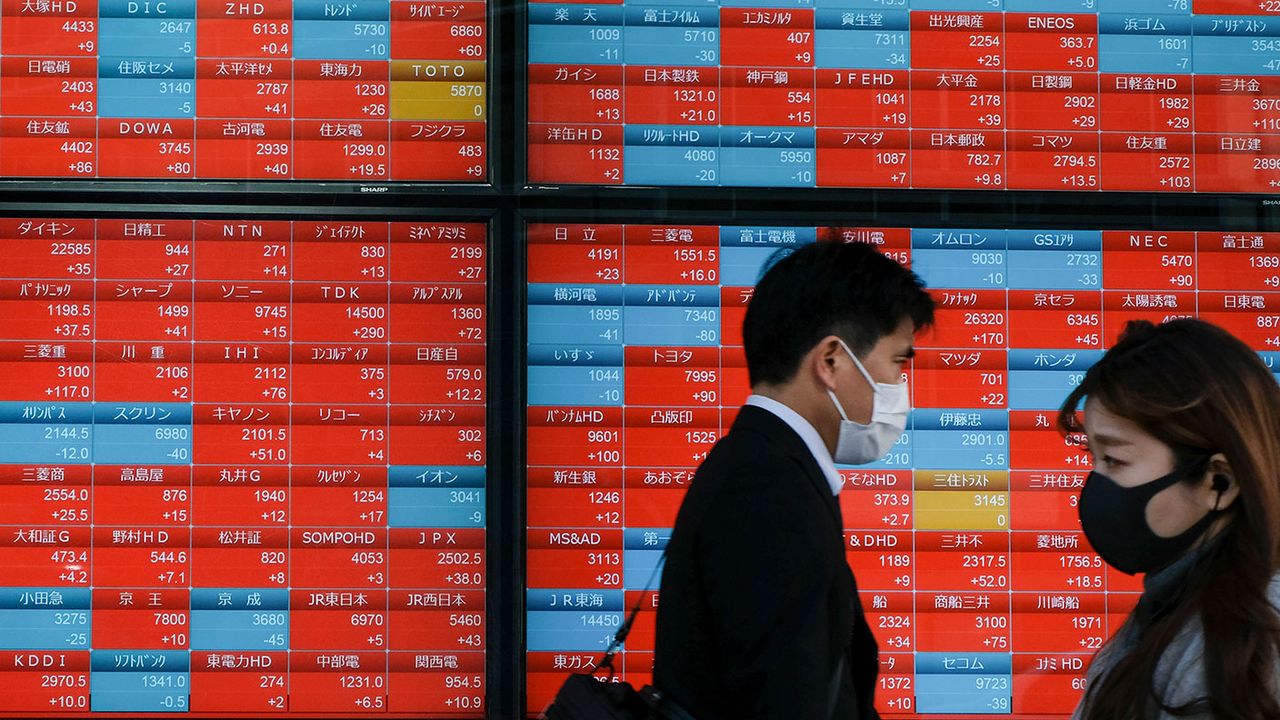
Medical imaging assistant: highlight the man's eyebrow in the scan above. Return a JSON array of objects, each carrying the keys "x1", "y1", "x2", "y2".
[{"x1": 901, "y1": 347, "x2": 916, "y2": 359}]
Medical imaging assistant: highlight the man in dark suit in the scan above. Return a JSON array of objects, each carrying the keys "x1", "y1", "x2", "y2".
[{"x1": 653, "y1": 241, "x2": 934, "y2": 720}]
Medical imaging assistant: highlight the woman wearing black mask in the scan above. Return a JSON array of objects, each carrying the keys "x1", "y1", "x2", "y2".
[{"x1": 1058, "y1": 318, "x2": 1280, "y2": 719}]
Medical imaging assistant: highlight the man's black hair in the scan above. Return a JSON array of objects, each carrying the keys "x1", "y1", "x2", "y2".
[{"x1": 743, "y1": 240, "x2": 934, "y2": 386}]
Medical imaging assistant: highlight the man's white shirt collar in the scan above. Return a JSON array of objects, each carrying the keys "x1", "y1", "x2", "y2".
[{"x1": 745, "y1": 394, "x2": 844, "y2": 496}]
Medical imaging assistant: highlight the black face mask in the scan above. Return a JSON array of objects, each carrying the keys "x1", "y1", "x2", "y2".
[{"x1": 1079, "y1": 466, "x2": 1220, "y2": 576}]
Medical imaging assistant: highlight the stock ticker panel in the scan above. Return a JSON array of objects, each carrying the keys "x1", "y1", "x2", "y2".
[
  {"x1": 525, "y1": 223, "x2": 1280, "y2": 717},
  {"x1": 528, "y1": 1, "x2": 1280, "y2": 191},
  {"x1": 0, "y1": 218, "x2": 487, "y2": 717},
  {"x1": 0, "y1": 0, "x2": 487, "y2": 181}
]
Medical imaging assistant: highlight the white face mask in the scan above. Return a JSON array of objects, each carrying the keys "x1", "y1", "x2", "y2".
[{"x1": 826, "y1": 340, "x2": 910, "y2": 465}]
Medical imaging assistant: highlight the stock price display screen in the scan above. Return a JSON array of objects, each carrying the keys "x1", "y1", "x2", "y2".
[
  {"x1": 525, "y1": 223, "x2": 1280, "y2": 716},
  {"x1": 0, "y1": 1, "x2": 487, "y2": 181},
  {"x1": 0, "y1": 218, "x2": 487, "y2": 717},
  {"x1": 529, "y1": 0, "x2": 1280, "y2": 191}
]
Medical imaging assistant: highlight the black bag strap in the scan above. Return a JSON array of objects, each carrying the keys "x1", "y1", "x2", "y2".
[
  {"x1": 593, "y1": 550, "x2": 667, "y2": 678},
  {"x1": 589, "y1": 549, "x2": 846, "y2": 720}
]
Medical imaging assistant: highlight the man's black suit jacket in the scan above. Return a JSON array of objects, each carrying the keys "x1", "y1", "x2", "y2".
[{"x1": 653, "y1": 404, "x2": 880, "y2": 720}]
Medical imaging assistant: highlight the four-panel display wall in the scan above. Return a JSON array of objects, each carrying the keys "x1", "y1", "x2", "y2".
[{"x1": 0, "y1": 0, "x2": 1276, "y2": 717}]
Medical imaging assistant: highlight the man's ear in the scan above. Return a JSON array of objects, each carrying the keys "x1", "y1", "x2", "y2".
[{"x1": 811, "y1": 335, "x2": 846, "y2": 391}]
